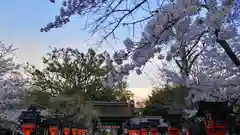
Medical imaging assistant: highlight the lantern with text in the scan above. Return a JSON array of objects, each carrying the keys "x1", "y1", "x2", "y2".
[
  {"x1": 77, "y1": 129, "x2": 86, "y2": 135},
  {"x1": 76, "y1": 122, "x2": 86, "y2": 135},
  {"x1": 71, "y1": 123, "x2": 77, "y2": 135},
  {"x1": 43, "y1": 118, "x2": 59, "y2": 135},
  {"x1": 150, "y1": 128, "x2": 158, "y2": 135},
  {"x1": 141, "y1": 128, "x2": 147, "y2": 135},
  {"x1": 62, "y1": 121, "x2": 71, "y2": 135},
  {"x1": 18, "y1": 106, "x2": 41, "y2": 135},
  {"x1": 21, "y1": 123, "x2": 36, "y2": 135},
  {"x1": 198, "y1": 101, "x2": 228, "y2": 135},
  {"x1": 127, "y1": 129, "x2": 136, "y2": 135}
]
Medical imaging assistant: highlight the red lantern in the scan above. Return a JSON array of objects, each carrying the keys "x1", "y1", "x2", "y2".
[
  {"x1": 168, "y1": 127, "x2": 180, "y2": 135},
  {"x1": 77, "y1": 129, "x2": 86, "y2": 135},
  {"x1": 81, "y1": 129, "x2": 86, "y2": 135},
  {"x1": 21, "y1": 123, "x2": 36, "y2": 135},
  {"x1": 135, "y1": 130, "x2": 141, "y2": 135},
  {"x1": 150, "y1": 128, "x2": 158, "y2": 135},
  {"x1": 128, "y1": 130, "x2": 136, "y2": 135},
  {"x1": 186, "y1": 129, "x2": 189, "y2": 135},
  {"x1": 49, "y1": 126, "x2": 58, "y2": 135},
  {"x1": 77, "y1": 129, "x2": 82, "y2": 135},
  {"x1": 141, "y1": 129, "x2": 147, "y2": 135},
  {"x1": 72, "y1": 128, "x2": 77, "y2": 135},
  {"x1": 63, "y1": 127, "x2": 70, "y2": 135}
]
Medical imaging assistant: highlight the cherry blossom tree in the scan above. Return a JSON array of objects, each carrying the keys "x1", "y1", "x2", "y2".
[
  {"x1": 43, "y1": 0, "x2": 240, "y2": 86},
  {"x1": 153, "y1": 35, "x2": 240, "y2": 115},
  {"x1": 0, "y1": 42, "x2": 30, "y2": 131},
  {"x1": 43, "y1": 0, "x2": 163, "y2": 43},
  {"x1": 116, "y1": 0, "x2": 240, "y2": 77},
  {"x1": 42, "y1": 1, "x2": 240, "y2": 120},
  {"x1": 186, "y1": 40, "x2": 240, "y2": 104}
]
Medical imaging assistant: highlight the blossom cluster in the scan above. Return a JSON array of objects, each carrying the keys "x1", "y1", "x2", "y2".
[
  {"x1": 43, "y1": 0, "x2": 240, "y2": 105},
  {"x1": 0, "y1": 43, "x2": 29, "y2": 127},
  {"x1": 106, "y1": 0, "x2": 237, "y2": 86},
  {"x1": 41, "y1": 0, "x2": 106, "y2": 32}
]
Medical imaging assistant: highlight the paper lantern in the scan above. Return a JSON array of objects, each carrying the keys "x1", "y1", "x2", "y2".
[
  {"x1": 63, "y1": 127, "x2": 70, "y2": 135},
  {"x1": 49, "y1": 126, "x2": 58, "y2": 135},
  {"x1": 21, "y1": 123, "x2": 36, "y2": 135},
  {"x1": 168, "y1": 127, "x2": 180, "y2": 135},
  {"x1": 72, "y1": 128, "x2": 77, "y2": 135},
  {"x1": 150, "y1": 128, "x2": 158, "y2": 135},
  {"x1": 141, "y1": 129, "x2": 147, "y2": 135},
  {"x1": 128, "y1": 130, "x2": 136, "y2": 135}
]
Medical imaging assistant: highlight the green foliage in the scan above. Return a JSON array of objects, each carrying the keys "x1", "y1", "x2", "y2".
[
  {"x1": 143, "y1": 85, "x2": 188, "y2": 115},
  {"x1": 146, "y1": 85, "x2": 188, "y2": 106},
  {"x1": 24, "y1": 47, "x2": 133, "y2": 124},
  {"x1": 25, "y1": 48, "x2": 109, "y2": 98}
]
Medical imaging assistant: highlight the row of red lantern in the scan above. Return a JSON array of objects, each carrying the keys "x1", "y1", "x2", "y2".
[
  {"x1": 127, "y1": 126, "x2": 227, "y2": 135},
  {"x1": 126, "y1": 114, "x2": 228, "y2": 135},
  {"x1": 21, "y1": 122, "x2": 86, "y2": 135},
  {"x1": 127, "y1": 128, "x2": 182, "y2": 135},
  {"x1": 96, "y1": 125, "x2": 120, "y2": 129},
  {"x1": 50, "y1": 127, "x2": 86, "y2": 135}
]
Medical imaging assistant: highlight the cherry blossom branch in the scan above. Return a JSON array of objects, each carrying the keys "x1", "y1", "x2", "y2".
[
  {"x1": 98, "y1": 0, "x2": 148, "y2": 44},
  {"x1": 122, "y1": 14, "x2": 155, "y2": 26},
  {"x1": 215, "y1": 29, "x2": 240, "y2": 67}
]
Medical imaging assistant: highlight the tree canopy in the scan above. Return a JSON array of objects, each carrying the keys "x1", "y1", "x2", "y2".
[
  {"x1": 23, "y1": 47, "x2": 133, "y2": 124},
  {"x1": 25, "y1": 47, "x2": 132, "y2": 101},
  {"x1": 0, "y1": 42, "x2": 29, "y2": 130},
  {"x1": 42, "y1": 0, "x2": 240, "y2": 96},
  {"x1": 143, "y1": 85, "x2": 188, "y2": 116}
]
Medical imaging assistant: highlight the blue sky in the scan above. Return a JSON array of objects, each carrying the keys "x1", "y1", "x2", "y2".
[{"x1": 0, "y1": 0, "x2": 161, "y2": 99}]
